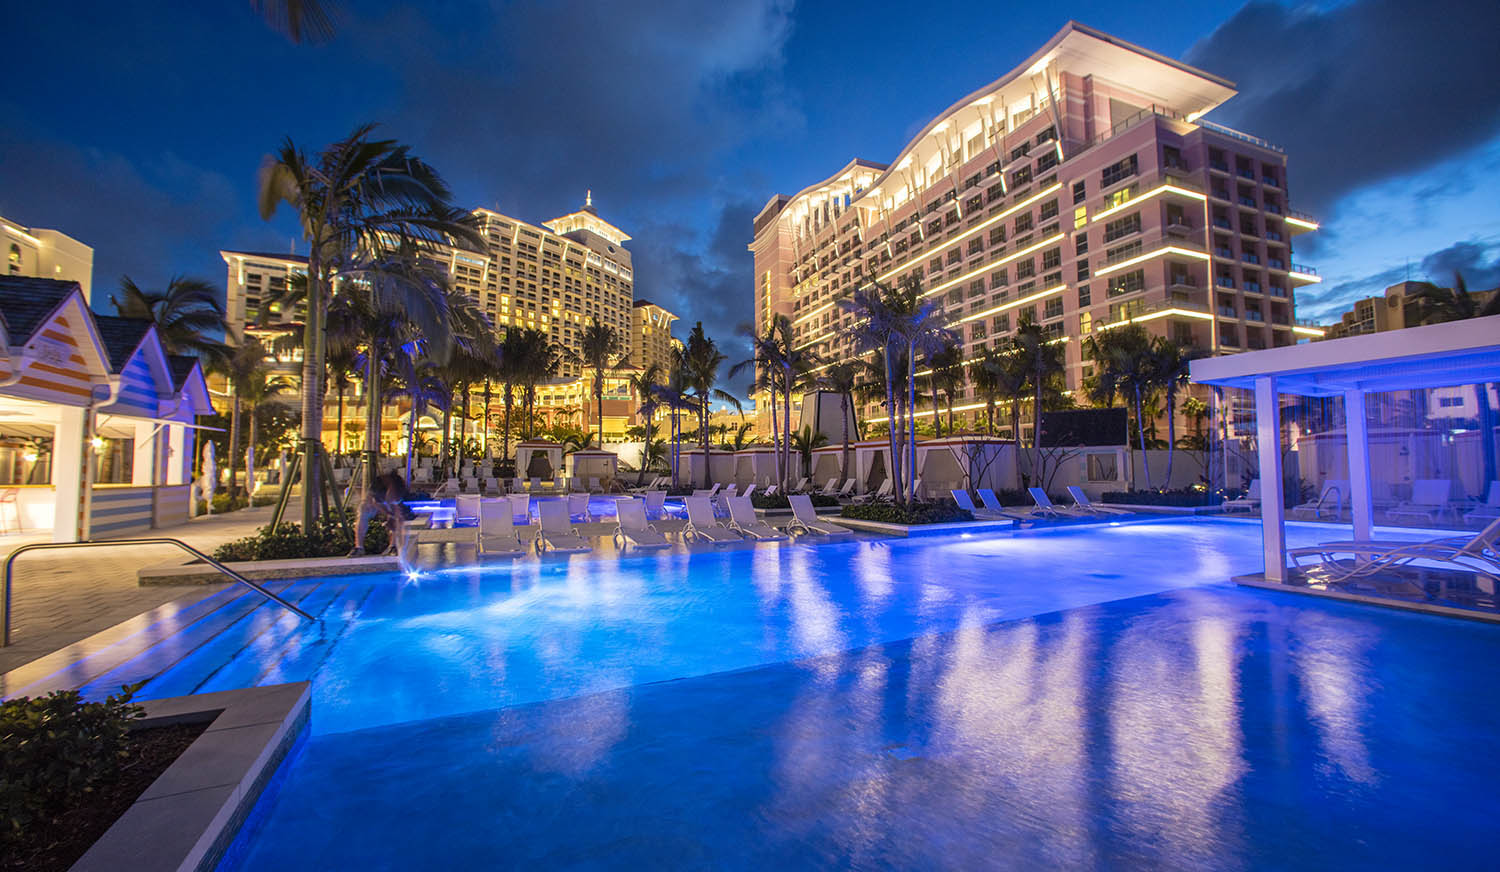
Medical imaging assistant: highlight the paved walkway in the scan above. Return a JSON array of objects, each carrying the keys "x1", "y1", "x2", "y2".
[{"x1": 0, "y1": 507, "x2": 276, "y2": 676}]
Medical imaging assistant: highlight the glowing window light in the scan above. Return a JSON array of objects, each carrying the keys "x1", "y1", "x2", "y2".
[
  {"x1": 1089, "y1": 184, "x2": 1206, "y2": 224},
  {"x1": 1093, "y1": 245, "x2": 1210, "y2": 278}
]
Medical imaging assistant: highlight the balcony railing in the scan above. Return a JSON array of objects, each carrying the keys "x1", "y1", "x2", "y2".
[
  {"x1": 1290, "y1": 263, "x2": 1319, "y2": 277},
  {"x1": 1198, "y1": 119, "x2": 1286, "y2": 153}
]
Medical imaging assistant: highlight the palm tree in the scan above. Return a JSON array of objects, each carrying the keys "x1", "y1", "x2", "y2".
[
  {"x1": 576, "y1": 320, "x2": 623, "y2": 444},
  {"x1": 679, "y1": 323, "x2": 741, "y2": 488},
  {"x1": 1012, "y1": 317, "x2": 1066, "y2": 486},
  {"x1": 390, "y1": 355, "x2": 450, "y2": 481},
  {"x1": 1151, "y1": 336, "x2": 1201, "y2": 487},
  {"x1": 841, "y1": 283, "x2": 906, "y2": 503},
  {"x1": 927, "y1": 342, "x2": 966, "y2": 436},
  {"x1": 257, "y1": 123, "x2": 482, "y2": 525},
  {"x1": 790, "y1": 425, "x2": 829, "y2": 474},
  {"x1": 496, "y1": 328, "x2": 527, "y2": 463},
  {"x1": 821, "y1": 362, "x2": 859, "y2": 483},
  {"x1": 888, "y1": 276, "x2": 955, "y2": 501},
  {"x1": 656, "y1": 353, "x2": 693, "y2": 488},
  {"x1": 324, "y1": 339, "x2": 359, "y2": 456},
  {"x1": 250, "y1": 0, "x2": 337, "y2": 43},
  {"x1": 217, "y1": 336, "x2": 266, "y2": 498},
  {"x1": 111, "y1": 275, "x2": 229, "y2": 364},
  {"x1": 733, "y1": 318, "x2": 788, "y2": 486},
  {"x1": 1409, "y1": 272, "x2": 1500, "y2": 488},
  {"x1": 509, "y1": 328, "x2": 561, "y2": 440},
  {"x1": 630, "y1": 420, "x2": 667, "y2": 485},
  {"x1": 1086, "y1": 324, "x2": 1158, "y2": 489}
]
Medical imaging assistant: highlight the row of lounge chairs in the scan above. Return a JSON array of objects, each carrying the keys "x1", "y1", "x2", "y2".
[
  {"x1": 432, "y1": 476, "x2": 614, "y2": 497},
  {"x1": 951, "y1": 487, "x2": 1129, "y2": 521},
  {"x1": 406, "y1": 493, "x2": 852, "y2": 558},
  {"x1": 1235, "y1": 478, "x2": 1500, "y2": 526}
]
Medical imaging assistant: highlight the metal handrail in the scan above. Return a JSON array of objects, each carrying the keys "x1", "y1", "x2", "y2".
[{"x1": 4, "y1": 538, "x2": 317, "y2": 646}]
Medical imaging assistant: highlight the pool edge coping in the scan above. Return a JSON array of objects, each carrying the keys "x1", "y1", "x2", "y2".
[
  {"x1": 1233, "y1": 574, "x2": 1500, "y2": 624},
  {"x1": 70, "y1": 682, "x2": 311, "y2": 872}
]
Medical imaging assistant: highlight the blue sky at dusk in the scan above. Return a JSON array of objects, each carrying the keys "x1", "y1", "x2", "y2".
[{"x1": 3, "y1": 0, "x2": 1497, "y2": 396}]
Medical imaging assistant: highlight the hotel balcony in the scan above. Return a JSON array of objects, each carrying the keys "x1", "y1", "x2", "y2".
[
  {"x1": 1288, "y1": 263, "x2": 1322, "y2": 284},
  {"x1": 1286, "y1": 211, "x2": 1320, "y2": 234}
]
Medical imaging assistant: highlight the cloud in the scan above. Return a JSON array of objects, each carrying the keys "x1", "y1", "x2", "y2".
[
  {"x1": 1419, "y1": 238, "x2": 1500, "y2": 292},
  {"x1": 0, "y1": 111, "x2": 282, "y2": 308},
  {"x1": 1187, "y1": 0, "x2": 1500, "y2": 215}
]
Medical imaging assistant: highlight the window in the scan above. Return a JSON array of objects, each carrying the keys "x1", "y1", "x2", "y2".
[
  {"x1": 1074, "y1": 206, "x2": 1087, "y2": 229},
  {"x1": 1078, "y1": 285, "x2": 1091, "y2": 306},
  {"x1": 970, "y1": 322, "x2": 987, "y2": 341},
  {"x1": 1079, "y1": 310, "x2": 1093, "y2": 335},
  {"x1": 1016, "y1": 258, "x2": 1036, "y2": 279},
  {"x1": 1086, "y1": 453, "x2": 1118, "y2": 482},
  {"x1": 1036, "y1": 151, "x2": 1058, "y2": 174},
  {"x1": 1072, "y1": 180, "x2": 1087, "y2": 204},
  {"x1": 1039, "y1": 199, "x2": 1058, "y2": 222},
  {"x1": 1043, "y1": 298, "x2": 1064, "y2": 320},
  {"x1": 1101, "y1": 154, "x2": 1139, "y2": 188},
  {"x1": 1107, "y1": 269, "x2": 1145, "y2": 297},
  {"x1": 969, "y1": 279, "x2": 985, "y2": 298},
  {"x1": 1041, "y1": 247, "x2": 1061, "y2": 270},
  {"x1": 1103, "y1": 213, "x2": 1141, "y2": 242},
  {"x1": 1075, "y1": 234, "x2": 1089, "y2": 256},
  {"x1": 993, "y1": 313, "x2": 1010, "y2": 333},
  {"x1": 1077, "y1": 261, "x2": 1091, "y2": 282},
  {"x1": 1010, "y1": 143, "x2": 1031, "y2": 162},
  {"x1": 7, "y1": 244, "x2": 20, "y2": 273},
  {"x1": 967, "y1": 238, "x2": 984, "y2": 256},
  {"x1": 1014, "y1": 213, "x2": 1034, "y2": 234},
  {"x1": 990, "y1": 269, "x2": 1008, "y2": 288},
  {"x1": 988, "y1": 226, "x2": 1007, "y2": 246}
]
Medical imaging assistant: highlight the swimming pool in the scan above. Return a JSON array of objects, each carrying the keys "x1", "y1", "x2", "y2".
[{"x1": 16, "y1": 519, "x2": 1500, "y2": 868}]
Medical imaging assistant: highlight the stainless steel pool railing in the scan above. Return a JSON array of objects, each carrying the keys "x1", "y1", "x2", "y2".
[{"x1": 3, "y1": 538, "x2": 317, "y2": 646}]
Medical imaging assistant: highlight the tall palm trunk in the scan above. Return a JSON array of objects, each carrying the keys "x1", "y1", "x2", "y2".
[
  {"x1": 700, "y1": 399, "x2": 712, "y2": 489},
  {"x1": 782, "y1": 366, "x2": 793, "y2": 488},
  {"x1": 456, "y1": 385, "x2": 469, "y2": 468},
  {"x1": 906, "y1": 342, "x2": 918, "y2": 502},
  {"x1": 228, "y1": 389, "x2": 242, "y2": 498},
  {"x1": 1031, "y1": 374, "x2": 1043, "y2": 487},
  {"x1": 440, "y1": 405, "x2": 452, "y2": 476},
  {"x1": 930, "y1": 378, "x2": 942, "y2": 438},
  {"x1": 247, "y1": 409, "x2": 258, "y2": 496},
  {"x1": 1164, "y1": 386, "x2": 1179, "y2": 487},
  {"x1": 769, "y1": 379, "x2": 782, "y2": 487},
  {"x1": 298, "y1": 256, "x2": 325, "y2": 529},
  {"x1": 1010, "y1": 397, "x2": 1023, "y2": 490},
  {"x1": 502, "y1": 378, "x2": 514, "y2": 462},
  {"x1": 595, "y1": 372, "x2": 605, "y2": 445},
  {"x1": 362, "y1": 348, "x2": 381, "y2": 493},
  {"x1": 482, "y1": 380, "x2": 491, "y2": 460},
  {"x1": 883, "y1": 343, "x2": 901, "y2": 505},
  {"x1": 1134, "y1": 384, "x2": 1152, "y2": 490},
  {"x1": 839, "y1": 390, "x2": 851, "y2": 483},
  {"x1": 335, "y1": 386, "x2": 346, "y2": 455},
  {"x1": 405, "y1": 403, "x2": 418, "y2": 481}
]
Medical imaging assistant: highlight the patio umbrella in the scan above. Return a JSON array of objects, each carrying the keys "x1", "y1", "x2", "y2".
[{"x1": 201, "y1": 441, "x2": 217, "y2": 514}]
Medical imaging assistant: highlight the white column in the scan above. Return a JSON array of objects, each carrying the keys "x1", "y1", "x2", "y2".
[
  {"x1": 132, "y1": 421, "x2": 157, "y2": 486},
  {"x1": 165, "y1": 424, "x2": 187, "y2": 486},
  {"x1": 51, "y1": 406, "x2": 91, "y2": 543},
  {"x1": 1344, "y1": 389, "x2": 1374, "y2": 542},
  {"x1": 1254, "y1": 376, "x2": 1286, "y2": 582}
]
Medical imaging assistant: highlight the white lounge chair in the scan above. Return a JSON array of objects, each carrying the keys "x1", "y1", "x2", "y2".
[
  {"x1": 569, "y1": 477, "x2": 585, "y2": 493},
  {"x1": 1464, "y1": 481, "x2": 1500, "y2": 524},
  {"x1": 484, "y1": 476, "x2": 503, "y2": 495},
  {"x1": 1291, "y1": 480, "x2": 1347, "y2": 520},
  {"x1": 535, "y1": 499, "x2": 591, "y2": 553},
  {"x1": 786, "y1": 494, "x2": 852, "y2": 537},
  {"x1": 816, "y1": 477, "x2": 839, "y2": 496},
  {"x1": 1289, "y1": 516, "x2": 1500, "y2": 584},
  {"x1": 454, "y1": 494, "x2": 481, "y2": 523},
  {"x1": 1223, "y1": 480, "x2": 1261, "y2": 513},
  {"x1": 528, "y1": 476, "x2": 542, "y2": 493},
  {"x1": 850, "y1": 479, "x2": 892, "y2": 504},
  {"x1": 727, "y1": 496, "x2": 787, "y2": 540},
  {"x1": 433, "y1": 478, "x2": 460, "y2": 498},
  {"x1": 643, "y1": 490, "x2": 667, "y2": 518},
  {"x1": 587, "y1": 477, "x2": 602, "y2": 493},
  {"x1": 1066, "y1": 486, "x2": 1130, "y2": 516},
  {"x1": 950, "y1": 489, "x2": 1014, "y2": 521},
  {"x1": 506, "y1": 493, "x2": 532, "y2": 525},
  {"x1": 761, "y1": 483, "x2": 779, "y2": 498},
  {"x1": 789, "y1": 476, "x2": 810, "y2": 494},
  {"x1": 683, "y1": 496, "x2": 742, "y2": 544},
  {"x1": 741, "y1": 483, "x2": 757, "y2": 501},
  {"x1": 1387, "y1": 479, "x2": 1455, "y2": 524},
  {"x1": 613, "y1": 498, "x2": 671, "y2": 550},
  {"x1": 567, "y1": 492, "x2": 592, "y2": 522},
  {"x1": 1029, "y1": 488, "x2": 1086, "y2": 518},
  {"x1": 835, "y1": 479, "x2": 856, "y2": 499},
  {"x1": 478, "y1": 498, "x2": 526, "y2": 556},
  {"x1": 462, "y1": 477, "x2": 481, "y2": 494},
  {"x1": 976, "y1": 488, "x2": 1044, "y2": 520}
]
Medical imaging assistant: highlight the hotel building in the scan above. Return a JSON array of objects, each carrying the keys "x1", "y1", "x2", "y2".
[
  {"x1": 1322, "y1": 281, "x2": 1498, "y2": 340},
  {"x1": 751, "y1": 22, "x2": 1324, "y2": 426},
  {"x1": 4, "y1": 214, "x2": 95, "y2": 304},
  {"x1": 629, "y1": 299, "x2": 680, "y2": 375}
]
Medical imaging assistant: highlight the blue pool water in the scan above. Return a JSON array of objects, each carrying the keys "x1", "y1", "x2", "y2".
[{"x1": 15, "y1": 519, "x2": 1500, "y2": 869}]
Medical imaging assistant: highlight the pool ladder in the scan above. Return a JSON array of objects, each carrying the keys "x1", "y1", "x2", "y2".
[{"x1": 3, "y1": 538, "x2": 318, "y2": 647}]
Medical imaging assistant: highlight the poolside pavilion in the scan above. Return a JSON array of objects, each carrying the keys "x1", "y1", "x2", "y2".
[
  {"x1": 1192, "y1": 314, "x2": 1500, "y2": 600},
  {"x1": 0, "y1": 277, "x2": 215, "y2": 542}
]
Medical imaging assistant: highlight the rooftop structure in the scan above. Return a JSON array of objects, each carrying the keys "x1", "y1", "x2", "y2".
[
  {"x1": 1322, "y1": 280, "x2": 1498, "y2": 340},
  {"x1": 2, "y1": 214, "x2": 95, "y2": 305},
  {"x1": 752, "y1": 22, "x2": 1322, "y2": 427}
]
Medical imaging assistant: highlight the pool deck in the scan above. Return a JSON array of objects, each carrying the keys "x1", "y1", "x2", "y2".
[{"x1": 0, "y1": 507, "x2": 274, "y2": 675}]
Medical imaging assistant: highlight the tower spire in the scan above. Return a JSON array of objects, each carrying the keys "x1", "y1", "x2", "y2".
[{"x1": 585, "y1": 189, "x2": 592, "y2": 208}]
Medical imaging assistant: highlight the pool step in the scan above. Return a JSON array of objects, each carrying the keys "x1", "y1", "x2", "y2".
[
  {"x1": 191, "y1": 582, "x2": 360, "y2": 695},
  {"x1": 79, "y1": 581, "x2": 329, "y2": 700}
]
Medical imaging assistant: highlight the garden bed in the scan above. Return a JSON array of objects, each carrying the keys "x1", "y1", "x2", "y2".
[
  {"x1": 840, "y1": 502, "x2": 973, "y2": 525},
  {"x1": 3, "y1": 723, "x2": 207, "y2": 872}
]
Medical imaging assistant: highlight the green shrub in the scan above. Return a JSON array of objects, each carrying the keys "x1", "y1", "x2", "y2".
[
  {"x1": 840, "y1": 502, "x2": 974, "y2": 525},
  {"x1": 751, "y1": 493, "x2": 838, "y2": 509},
  {"x1": 1101, "y1": 488, "x2": 1227, "y2": 507},
  {"x1": 0, "y1": 683, "x2": 145, "y2": 840},
  {"x1": 212, "y1": 511, "x2": 388, "y2": 562}
]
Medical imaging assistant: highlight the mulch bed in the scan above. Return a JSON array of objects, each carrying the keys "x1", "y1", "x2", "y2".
[{"x1": 3, "y1": 722, "x2": 208, "y2": 872}]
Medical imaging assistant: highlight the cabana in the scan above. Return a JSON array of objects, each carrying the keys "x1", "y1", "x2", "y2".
[
  {"x1": 0, "y1": 277, "x2": 215, "y2": 541},
  {"x1": 1192, "y1": 315, "x2": 1500, "y2": 590},
  {"x1": 514, "y1": 440, "x2": 562, "y2": 483}
]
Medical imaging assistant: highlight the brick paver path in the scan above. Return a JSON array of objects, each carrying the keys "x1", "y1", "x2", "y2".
[{"x1": 0, "y1": 507, "x2": 275, "y2": 676}]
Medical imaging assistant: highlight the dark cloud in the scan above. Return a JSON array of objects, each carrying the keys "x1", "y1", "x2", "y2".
[
  {"x1": 1419, "y1": 238, "x2": 1500, "y2": 292},
  {"x1": 1187, "y1": 0, "x2": 1500, "y2": 217}
]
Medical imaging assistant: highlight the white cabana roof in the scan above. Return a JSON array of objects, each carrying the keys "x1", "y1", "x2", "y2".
[{"x1": 1192, "y1": 315, "x2": 1500, "y2": 396}]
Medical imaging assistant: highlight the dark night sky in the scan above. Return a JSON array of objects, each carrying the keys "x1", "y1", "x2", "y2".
[{"x1": 3, "y1": 0, "x2": 1498, "y2": 397}]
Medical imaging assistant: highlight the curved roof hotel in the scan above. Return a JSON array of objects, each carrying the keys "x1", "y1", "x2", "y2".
[{"x1": 752, "y1": 22, "x2": 1323, "y2": 425}]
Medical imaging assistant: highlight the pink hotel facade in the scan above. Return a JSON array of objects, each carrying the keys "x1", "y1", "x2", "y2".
[{"x1": 751, "y1": 22, "x2": 1323, "y2": 425}]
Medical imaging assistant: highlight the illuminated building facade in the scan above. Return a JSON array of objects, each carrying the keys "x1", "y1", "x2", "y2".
[
  {"x1": 3, "y1": 214, "x2": 95, "y2": 304},
  {"x1": 751, "y1": 22, "x2": 1323, "y2": 425},
  {"x1": 629, "y1": 299, "x2": 680, "y2": 375}
]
